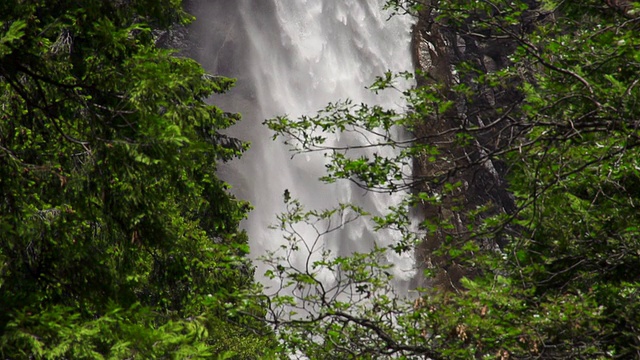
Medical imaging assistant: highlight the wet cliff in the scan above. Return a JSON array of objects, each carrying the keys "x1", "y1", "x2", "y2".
[{"x1": 410, "y1": 2, "x2": 539, "y2": 290}]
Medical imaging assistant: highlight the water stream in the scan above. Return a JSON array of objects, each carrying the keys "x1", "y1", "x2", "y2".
[{"x1": 190, "y1": 0, "x2": 415, "y2": 290}]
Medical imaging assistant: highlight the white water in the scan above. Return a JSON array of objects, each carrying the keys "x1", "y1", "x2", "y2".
[{"x1": 191, "y1": 0, "x2": 415, "y2": 289}]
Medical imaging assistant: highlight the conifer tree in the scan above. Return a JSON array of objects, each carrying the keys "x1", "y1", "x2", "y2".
[{"x1": 0, "y1": 1, "x2": 271, "y2": 357}]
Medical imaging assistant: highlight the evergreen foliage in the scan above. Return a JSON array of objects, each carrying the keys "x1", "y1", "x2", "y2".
[
  {"x1": 4, "y1": 0, "x2": 640, "y2": 358},
  {"x1": 0, "y1": 0, "x2": 270, "y2": 358}
]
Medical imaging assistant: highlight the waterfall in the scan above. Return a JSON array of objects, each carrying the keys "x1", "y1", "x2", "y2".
[{"x1": 190, "y1": 0, "x2": 415, "y2": 289}]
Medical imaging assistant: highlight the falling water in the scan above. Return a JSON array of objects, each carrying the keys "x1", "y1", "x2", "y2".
[{"x1": 190, "y1": 0, "x2": 415, "y2": 288}]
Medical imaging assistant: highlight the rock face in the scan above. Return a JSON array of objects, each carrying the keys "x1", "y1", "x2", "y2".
[{"x1": 410, "y1": 3, "x2": 531, "y2": 291}]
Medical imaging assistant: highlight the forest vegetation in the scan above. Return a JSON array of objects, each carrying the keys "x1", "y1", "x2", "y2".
[
  {"x1": 0, "y1": 0, "x2": 270, "y2": 358},
  {"x1": 2, "y1": 0, "x2": 640, "y2": 359}
]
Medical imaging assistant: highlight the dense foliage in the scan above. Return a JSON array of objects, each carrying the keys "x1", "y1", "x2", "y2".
[
  {"x1": 3, "y1": 0, "x2": 640, "y2": 358},
  {"x1": 263, "y1": 0, "x2": 640, "y2": 358},
  {"x1": 0, "y1": 0, "x2": 271, "y2": 358}
]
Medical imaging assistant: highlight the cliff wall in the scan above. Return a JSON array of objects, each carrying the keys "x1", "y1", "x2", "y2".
[{"x1": 410, "y1": 2, "x2": 535, "y2": 290}]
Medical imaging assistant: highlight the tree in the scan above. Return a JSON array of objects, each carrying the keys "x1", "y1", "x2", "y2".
[
  {"x1": 0, "y1": 0, "x2": 271, "y2": 358},
  {"x1": 261, "y1": 0, "x2": 640, "y2": 358}
]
